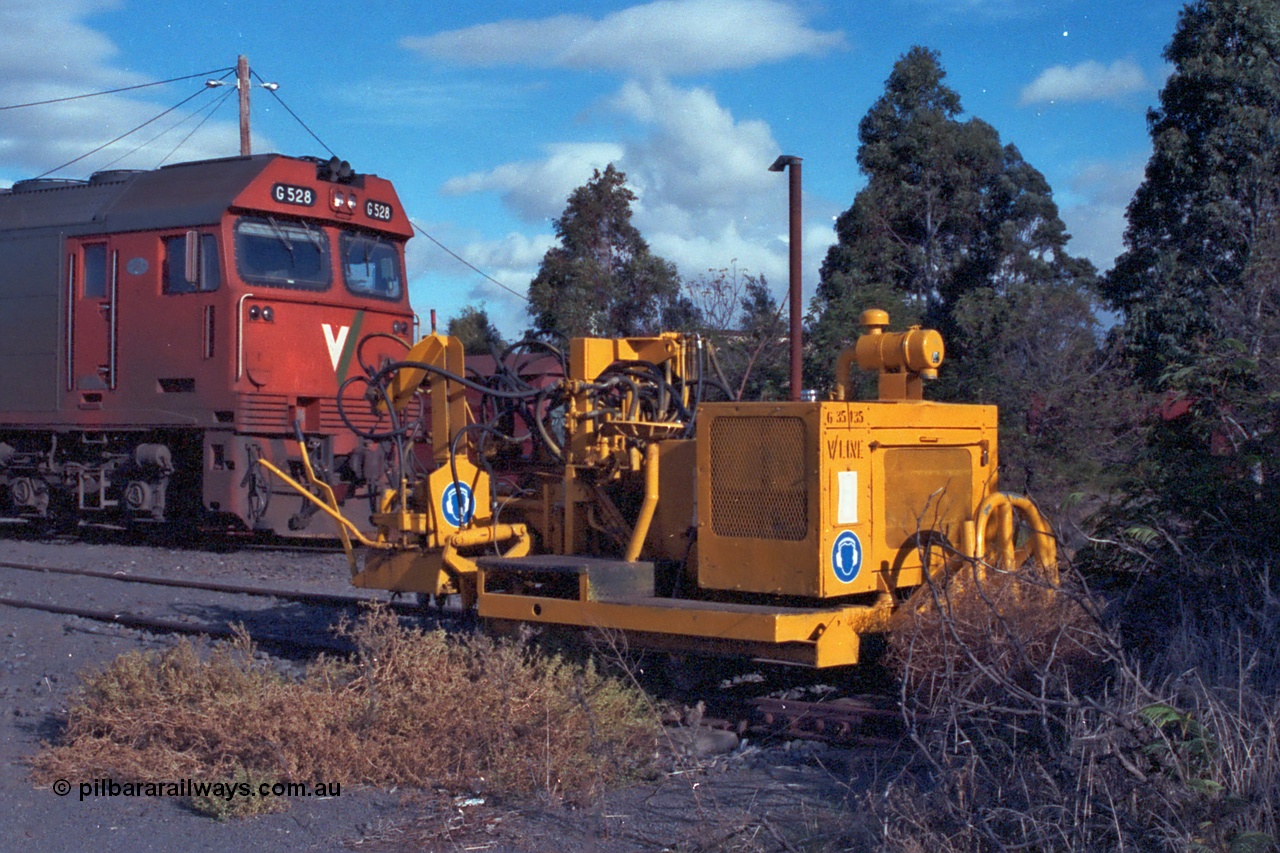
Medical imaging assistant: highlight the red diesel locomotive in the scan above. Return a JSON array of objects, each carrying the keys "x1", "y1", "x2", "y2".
[{"x1": 0, "y1": 154, "x2": 415, "y2": 535}]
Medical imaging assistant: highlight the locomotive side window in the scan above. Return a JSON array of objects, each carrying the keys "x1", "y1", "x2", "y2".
[
  {"x1": 162, "y1": 234, "x2": 221, "y2": 293},
  {"x1": 340, "y1": 232, "x2": 403, "y2": 300},
  {"x1": 234, "y1": 216, "x2": 331, "y2": 290},
  {"x1": 83, "y1": 244, "x2": 108, "y2": 298}
]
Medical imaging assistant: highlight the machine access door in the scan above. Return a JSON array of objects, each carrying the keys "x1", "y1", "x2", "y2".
[{"x1": 67, "y1": 240, "x2": 118, "y2": 398}]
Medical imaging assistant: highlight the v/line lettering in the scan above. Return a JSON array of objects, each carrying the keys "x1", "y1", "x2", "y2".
[{"x1": 826, "y1": 438, "x2": 864, "y2": 460}]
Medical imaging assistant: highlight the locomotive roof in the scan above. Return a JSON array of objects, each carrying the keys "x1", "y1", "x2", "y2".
[{"x1": 0, "y1": 155, "x2": 311, "y2": 236}]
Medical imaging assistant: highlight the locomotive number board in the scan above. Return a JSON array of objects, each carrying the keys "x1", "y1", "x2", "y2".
[
  {"x1": 364, "y1": 199, "x2": 394, "y2": 222},
  {"x1": 271, "y1": 183, "x2": 316, "y2": 207}
]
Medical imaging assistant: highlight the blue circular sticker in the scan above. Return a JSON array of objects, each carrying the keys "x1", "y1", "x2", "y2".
[
  {"x1": 441, "y1": 482, "x2": 474, "y2": 528},
  {"x1": 831, "y1": 530, "x2": 863, "y2": 584}
]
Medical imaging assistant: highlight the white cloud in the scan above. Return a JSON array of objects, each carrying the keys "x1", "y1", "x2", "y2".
[
  {"x1": 609, "y1": 80, "x2": 778, "y2": 211},
  {"x1": 407, "y1": 221, "x2": 554, "y2": 291},
  {"x1": 406, "y1": 222, "x2": 555, "y2": 338},
  {"x1": 1059, "y1": 159, "x2": 1146, "y2": 272},
  {"x1": 0, "y1": 0, "x2": 129, "y2": 84},
  {"x1": 1020, "y1": 60, "x2": 1149, "y2": 106},
  {"x1": 442, "y1": 79, "x2": 788, "y2": 261},
  {"x1": 0, "y1": 0, "x2": 249, "y2": 177},
  {"x1": 438, "y1": 78, "x2": 833, "y2": 330},
  {"x1": 401, "y1": 0, "x2": 845, "y2": 76},
  {"x1": 441, "y1": 143, "x2": 626, "y2": 222}
]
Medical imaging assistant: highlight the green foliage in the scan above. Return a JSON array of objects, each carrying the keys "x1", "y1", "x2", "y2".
[
  {"x1": 1096, "y1": 0, "x2": 1280, "y2": 559},
  {"x1": 1140, "y1": 702, "x2": 1218, "y2": 773},
  {"x1": 528, "y1": 164, "x2": 693, "y2": 339},
  {"x1": 447, "y1": 303, "x2": 506, "y2": 356},
  {"x1": 1103, "y1": 0, "x2": 1280, "y2": 388},
  {"x1": 807, "y1": 45, "x2": 1124, "y2": 509},
  {"x1": 809, "y1": 47, "x2": 1096, "y2": 364}
]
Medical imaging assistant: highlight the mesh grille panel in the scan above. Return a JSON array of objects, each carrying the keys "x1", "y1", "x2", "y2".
[
  {"x1": 709, "y1": 416, "x2": 808, "y2": 541},
  {"x1": 237, "y1": 394, "x2": 382, "y2": 434}
]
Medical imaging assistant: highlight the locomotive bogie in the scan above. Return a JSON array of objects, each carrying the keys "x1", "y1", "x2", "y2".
[{"x1": 0, "y1": 430, "x2": 182, "y2": 525}]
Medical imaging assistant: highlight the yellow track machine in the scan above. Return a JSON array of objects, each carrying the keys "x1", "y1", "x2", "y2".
[{"x1": 259, "y1": 310, "x2": 1055, "y2": 668}]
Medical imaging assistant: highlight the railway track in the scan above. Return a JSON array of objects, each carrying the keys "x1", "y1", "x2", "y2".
[
  {"x1": 0, "y1": 549, "x2": 905, "y2": 747},
  {"x1": 750, "y1": 694, "x2": 902, "y2": 744},
  {"x1": 0, "y1": 559, "x2": 390, "y2": 609},
  {"x1": 0, "y1": 558, "x2": 426, "y2": 655}
]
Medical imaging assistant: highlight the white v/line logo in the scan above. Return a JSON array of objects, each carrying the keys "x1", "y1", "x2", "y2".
[{"x1": 322, "y1": 323, "x2": 350, "y2": 372}]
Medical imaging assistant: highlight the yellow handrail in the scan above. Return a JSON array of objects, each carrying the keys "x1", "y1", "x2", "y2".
[
  {"x1": 254, "y1": 453, "x2": 392, "y2": 577},
  {"x1": 972, "y1": 492, "x2": 1058, "y2": 581}
]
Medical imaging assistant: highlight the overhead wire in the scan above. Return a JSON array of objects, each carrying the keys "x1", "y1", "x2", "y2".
[
  {"x1": 156, "y1": 84, "x2": 238, "y2": 167},
  {"x1": 251, "y1": 68, "x2": 336, "y2": 158},
  {"x1": 33, "y1": 84, "x2": 213, "y2": 179},
  {"x1": 91, "y1": 70, "x2": 236, "y2": 170},
  {"x1": 410, "y1": 221, "x2": 530, "y2": 303},
  {"x1": 0, "y1": 69, "x2": 232, "y2": 111}
]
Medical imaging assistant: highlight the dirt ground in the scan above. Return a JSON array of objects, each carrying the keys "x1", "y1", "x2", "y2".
[{"x1": 0, "y1": 534, "x2": 889, "y2": 852}]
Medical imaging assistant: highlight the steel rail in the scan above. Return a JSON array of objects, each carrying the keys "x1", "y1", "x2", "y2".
[
  {"x1": 0, "y1": 595, "x2": 352, "y2": 654},
  {"x1": 750, "y1": 695, "x2": 903, "y2": 745},
  {"x1": 0, "y1": 559, "x2": 392, "y2": 609}
]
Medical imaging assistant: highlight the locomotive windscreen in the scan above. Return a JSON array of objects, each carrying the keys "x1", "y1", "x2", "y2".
[{"x1": 234, "y1": 217, "x2": 332, "y2": 289}]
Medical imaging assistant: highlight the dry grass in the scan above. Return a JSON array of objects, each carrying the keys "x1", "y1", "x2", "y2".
[
  {"x1": 891, "y1": 559, "x2": 1104, "y2": 714},
  {"x1": 30, "y1": 606, "x2": 660, "y2": 816},
  {"x1": 875, "y1": 555, "x2": 1280, "y2": 853}
]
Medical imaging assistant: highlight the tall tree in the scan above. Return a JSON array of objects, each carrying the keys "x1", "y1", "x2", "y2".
[
  {"x1": 809, "y1": 46, "x2": 1096, "y2": 389},
  {"x1": 447, "y1": 304, "x2": 505, "y2": 356},
  {"x1": 528, "y1": 165, "x2": 692, "y2": 338},
  {"x1": 1103, "y1": 0, "x2": 1280, "y2": 388},
  {"x1": 1100, "y1": 0, "x2": 1280, "y2": 552},
  {"x1": 807, "y1": 46, "x2": 1114, "y2": 506}
]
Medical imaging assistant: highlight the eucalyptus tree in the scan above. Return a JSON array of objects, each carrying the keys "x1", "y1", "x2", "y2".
[
  {"x1": 808, "y1": 46, "x2": 1107, "y2": 500},
  {"x1": 528, "y1": 164, "x2": 692, "y2": 339},
  {"x1": 1102, "y1": 0, "x2": 1280, "y2": 550}
]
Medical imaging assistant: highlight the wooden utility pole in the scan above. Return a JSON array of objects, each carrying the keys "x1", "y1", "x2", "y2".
[{"x1": 237, "y1": 55, "x2": 251, "y2": 156}]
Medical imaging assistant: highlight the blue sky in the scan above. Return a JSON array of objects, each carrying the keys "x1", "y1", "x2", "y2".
[{"x1": 0, "y1": 0, "x2": 1185, "y2": 337}]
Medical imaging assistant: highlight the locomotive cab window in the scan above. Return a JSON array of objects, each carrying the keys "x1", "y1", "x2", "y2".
[
  {"x1": 234, "y1": 217, "x2": 331, "y2": 290},
  {"x1": 340, "y1": 232, "x2": 403, "y2": 300},
  {"x1": 83, "y1": 244, "x2": 108, "y2": 298},
  {"x1": 162, "y1": 233, "x2": 221, "y2": 293}
]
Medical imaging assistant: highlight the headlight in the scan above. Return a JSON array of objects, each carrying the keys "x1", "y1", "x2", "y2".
[{"x1": 331, "y1": 188, "x2": 358, "y2": 214}]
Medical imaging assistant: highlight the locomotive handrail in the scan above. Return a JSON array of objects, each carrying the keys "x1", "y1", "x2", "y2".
[
  {"x1": 108, "y1": 248, "x2": 119, "y2": 390},
  {"x1": 235, "y1": 292, "x2": 255, "y2": 381}
]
